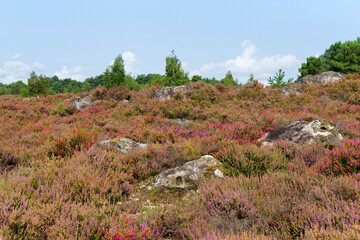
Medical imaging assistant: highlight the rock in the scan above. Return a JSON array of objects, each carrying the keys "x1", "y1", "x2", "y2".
[
  {"x1": 69, "y1": 96, "x2": 92, "y2": 110},
  {"x1": 170, "y1": 118, "x2": 190, "y2": 127},
  {"x1": 22, "y1": 96, "x2": 39, "y2": 101},
  {"x1": 152, "y1": 85, "x2": 193, "y2": 101},
  {"x1": 98, "y1": 137, "x2": 147, "y2": 154},
  {"x1": 118, "y1": 99, "x2": 129, "y2": 105},
  {"x1": 260, "y1": 120, "x2": 343, "y2": 147},
  {"x1": 279, "y1": 87, "x2": 301, "y2": 95},
  {"x1": 152, "y1": 155, "x2": 223, "y2": 190},
  {"x1": 297, "y1": 71, "x2": 344, "y2": 84}
]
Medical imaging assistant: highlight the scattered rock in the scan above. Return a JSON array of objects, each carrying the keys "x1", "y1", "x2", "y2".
[
  {"x1": 260, "y1": 120, "x2": 343, "y2": 146},
  {"x1": 170, "y1": 118, "x2": 190, "y2": 127},
  {"x1": 297, "y1": 71, "x2": 344, "y2": 84},
  {"x1": 98, "y1": 137, "x2": 147, "y2": 154},
  {"x1": 69, "y1": 96, "x2": 92, "y2": 110},
  {"x1": 152, "y1": 155, "x2": 223, "y2": 190},
  {"x1": 279, "y1": 87, "x2": 301, "y2": 95},
  {"x1": 22, "y1": 96, "x2": 39, "y2": 101},
  {"x1": 152, "y1": 85, "x2": 193, "y2": 101},
  {"x1": 118, "y1": 99, "x2": 130, "y2": 105}
]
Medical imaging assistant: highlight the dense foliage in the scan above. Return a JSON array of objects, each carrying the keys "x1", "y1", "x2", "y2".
[
  {"x1": 299, "y1": 37, "x2": 360, "y2": 77},
  {"x1": 1, "y1": 74, "x2": 360, "y2": 239},
  {"x1": 165, "y1": 50, "x2": 189, "y2": 86}
]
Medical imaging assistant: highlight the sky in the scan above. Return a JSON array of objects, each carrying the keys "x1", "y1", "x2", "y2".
[{"x1": 0, "y1": 0, "x2": 359, "y2": 85}]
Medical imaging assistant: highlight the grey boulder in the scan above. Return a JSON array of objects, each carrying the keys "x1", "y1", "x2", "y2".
[
  {"x1": 260, "y1": 120, "x2": 343, "y2": 146},
  {"x1": 152, "y1": 85, "x2": 193, "y2": 101},
  {"x1": 279, "y1": 87, "x2": 301, "y2": 95},
  {"x1": 98, "y1": 137, "x2": 147, "y2": 154},
  {"x1": 152, "y1": 155, "x2": 223, "y2": 190},
  {"x1": 69, "y1": 96, "x2": 92, "y2": 110},
  {"x1": 297, "y1": 71, "x2": 344, "y2": 84}
]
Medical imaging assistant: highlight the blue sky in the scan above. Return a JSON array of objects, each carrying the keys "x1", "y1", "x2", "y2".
[{"x1": 0, "y1": 0, "x2": 359, "y2": 85}]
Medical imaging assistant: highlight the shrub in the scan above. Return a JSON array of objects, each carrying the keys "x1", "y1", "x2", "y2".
[
  {"x1": 217, "y1": 144, "x2": 287, "y2": 177},
  {"x1": 317, "y1": 139, "x2": 360, "y2": 176},
  {"x1": 92, "y1": 86, "x2": 131, "y2": 101},
  {"x1": 0, "y1": 151, "x2": 26, "y2": 173}
]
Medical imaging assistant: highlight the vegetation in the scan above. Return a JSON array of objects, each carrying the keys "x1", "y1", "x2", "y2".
[
  {"x1": 267, "y1": 69, "x2": 293, "y2": 88},
  {"x1": 103, "y1": 55, "x2": 126, "y2": 88},
  {"x1": 299, "y1": 37, "x2": 360, "y2": 77},
  {"x1": 1, "y1": 72, "x2": 360, "y2": 239},
  {"x1": 165, "y1": 50, "x2": 189, "y2": 87}
]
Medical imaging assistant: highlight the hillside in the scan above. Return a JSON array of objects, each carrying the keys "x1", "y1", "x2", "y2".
[{"x1": 1, "y1": 75, "x2": 360, "y2": 239}]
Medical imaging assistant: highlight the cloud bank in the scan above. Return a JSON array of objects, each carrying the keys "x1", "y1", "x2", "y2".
[
  {"x1": 53, "y1": 66, "x2": 90, "y2": 81},
  {"x1": 0, "y1": 55, "x2": 46, "y2": 84},
  {"x1": 190, "y1": 41, "x2": 299, "y2": 84}
]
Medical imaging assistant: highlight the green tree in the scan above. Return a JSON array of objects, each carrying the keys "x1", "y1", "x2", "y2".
[
  {"x1": 165, "y1": 50, "x2": 189, "y2": 86},
  {"x1": 27, "y1": 71, "x2": 50, "y2": 96},
  {"x1": 321, "y1": 37, "x2": 360, "y2": 73},
  {"x1": 221, "y1": 71, "x2": 237, "y2": 86},
  {"x1": 84, "y1": 74, "x2": 104, "y2": 89},
  {"x1": 103, "y1": 55, "x2": 126, "y2": 88},
  {"x1": 8, "y1": 81, "x2": 26, "y2": 95},
  {"x1": 246, "y1": 73, "x2": 255, "y2": 85},
  {"x1": 299, "y1": 56, "x2": 324, "y2": 77},
  {"x1": 191, "y1": 75, "x2": 202, "y2": 82},
  {"x1": 124, "y1": 75, "x2": 141, "y2": 91},
  {"x1": 267, "y1": 69, "x2": 293, "y2": 88}
]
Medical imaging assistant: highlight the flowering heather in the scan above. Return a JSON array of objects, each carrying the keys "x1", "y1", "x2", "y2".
[{"x1": 1, "y1": 77, "x2": 360, "y2": 239}]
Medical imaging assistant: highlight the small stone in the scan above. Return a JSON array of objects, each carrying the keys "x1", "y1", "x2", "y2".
[{"x1": 214, "y1": 169, "x2": 224, "y2": 178}]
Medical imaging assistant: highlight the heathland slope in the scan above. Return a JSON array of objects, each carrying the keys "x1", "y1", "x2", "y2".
[{"x1": 1, "y1": 75, "x2": 360, "y2": 239}]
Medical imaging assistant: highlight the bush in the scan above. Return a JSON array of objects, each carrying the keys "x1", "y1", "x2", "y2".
[
  {"x1": 217, "y1": 144, "x2": 287, "y2": 177},
  {"x1": 92, "y1": 86, "x2": 131, "y2": 101},
  {"x1": 317, "y1": 139, "x2": 360, "y2": 176}
]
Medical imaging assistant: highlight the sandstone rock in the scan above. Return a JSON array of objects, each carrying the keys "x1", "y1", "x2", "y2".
[
  {"x1": 69, "y1": 96, "x2": 92, "y2": 110},
  {"x1": 170, "y1": 118, "x2": 190, "y2": 127},
  {"x1": 118, "y1": 99, "x2": 129, "y2": 105},
  {"x1": 279, "y1": 87, "x2": 301, "y2": 95},
  {"x1": 152, "y1": 85, "x2": 193, "y2": 101},
  {"x1": 297, "y1": 71, "x2": 344, "y2": 84},
  {"x1": 152, "y1": 155, "x2": 223, "y2": 190},
  {"x1": 98, "y1": 137, "x2": 147, "y2": 154},
  {"x1": 260, "y1": 120, "x2": 343, "y2": 146}
]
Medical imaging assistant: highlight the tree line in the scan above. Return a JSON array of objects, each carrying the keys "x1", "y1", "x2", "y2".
[
  {"x1": 0, "y1": 50, "x2": 239, "y2": 97},
  {"x1": 1, "y1": 37, "x2": 360, "y2": 96}
]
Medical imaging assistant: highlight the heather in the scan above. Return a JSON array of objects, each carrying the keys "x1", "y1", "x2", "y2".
[{"x1": 1, "y1": 76, "x2": 360, "y2": 239}]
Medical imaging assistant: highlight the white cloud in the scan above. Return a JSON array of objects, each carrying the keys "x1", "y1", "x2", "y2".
[
  {"x1": 53, "y1": 66, "x2": 90, "y2": 81},
  {"x1": 0, "y1": 59, "x2": 32, "y2": 84},
  {"x1": 190, "y1": 41, "x2": 299, "y2": 84},
  {"x1": 11, "y1": 54, "x2": 24, "y2": 60},
  {"x1": 122, "y1": 51, "x2": 141, "y2": 75},
  {"x1": 32, "y1": 62, "x2": 46, "y2": 71}
]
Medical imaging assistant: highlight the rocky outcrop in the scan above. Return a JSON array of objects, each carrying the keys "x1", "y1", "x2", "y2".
[
  {"x1": 279, "y1": 87, "x2": 301, "y2": 95},
  {"x1": 151, "y1": 155, "x2": 223, "y2": 190},
  {"x1": 69, "y1": 96, "x2": 92, "y2": 110},
  {"x1": 297, "y1": 71, "x2": 344, "y2": 84},
  {"x1": 260, "y1": 120, "x2": 343, "y2": 146},
  {"x1": 98, "y1": 137, "x2": 147, "y2": 154},
  {"x1": 152, "y1": 85, "x2": 193, "y2": 101}
]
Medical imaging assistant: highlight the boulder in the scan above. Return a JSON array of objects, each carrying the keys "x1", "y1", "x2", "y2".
[
  {"x1": 152, "y1": 155, "x2": 223, "y2": 190},
  {"x1": 297, "y1": 71, "x2": 344, "y2": 84},
  {"x1": 98, "y1": 137, "x2": 147, "y2": 154},
  {"x1": 279, "y1": 87, "x2": 301, "y2": 95},
  {"x1": 152, "y1": 85, "x2": 193, "y2": 101},
  {"x1": 170, "y1": 118, "x2": 190, "y2": 127},
  {"x1": 260, "y1": 120, "x2": 343, "y2": 146},
  {"x1": 69, "y1": 96, "x2": 92, "y2": 110}
]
